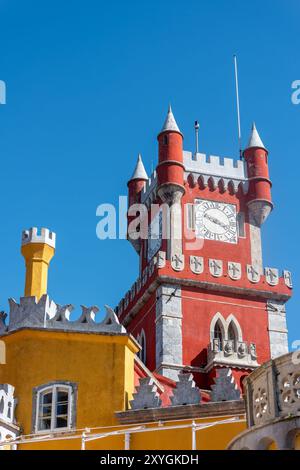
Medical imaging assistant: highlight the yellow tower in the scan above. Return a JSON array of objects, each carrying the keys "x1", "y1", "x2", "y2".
[{"x1": 21, "y1": 227, "x2": 56, "y2": 300}]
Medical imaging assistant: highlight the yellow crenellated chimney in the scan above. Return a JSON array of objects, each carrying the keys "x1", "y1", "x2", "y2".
[{"x1": 21, "y1": 227, "x2": 56, "y2": 300}]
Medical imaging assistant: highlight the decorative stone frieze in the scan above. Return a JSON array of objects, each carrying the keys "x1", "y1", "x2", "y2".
[
  {"x1": 116, "y1": 253, "x2": 291, "y2": 321},
  {"x1": 265, "y1": 267, "x2": 279, "y2": 286},
  {"x1": 207, "y1": 339, "x2": 259, "y2": 370},
  {"x1": 247, "y1": 264, "x2": 260, "y2": 283},
  {"x1": 228, "y1": 262, "x2": 241, "y2": 281},
  {"x1": 171, "y1": 253, "x2": 184, "y2": 271},
  {"x1": 283, "y1": 270, "x2": 292, "y2": 288},
  {"x1": 209, "y1": 259, "x2": 223, "y2": 277},
  {"x1": 189, "y1": 256, "x2": 204, "y2": 274}
]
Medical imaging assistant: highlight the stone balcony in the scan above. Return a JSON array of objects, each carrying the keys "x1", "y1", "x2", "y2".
[
  {"x1": 206, "y1": 338, "x2": 259, "y2": 371},
  {"x1": 228, "y1": 351, "x2": 300, "y2": 450}
]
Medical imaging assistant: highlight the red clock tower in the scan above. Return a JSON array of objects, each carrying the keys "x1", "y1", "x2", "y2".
[{"x1": 117, "y1": 107, "x2": 292, "y2": 391}]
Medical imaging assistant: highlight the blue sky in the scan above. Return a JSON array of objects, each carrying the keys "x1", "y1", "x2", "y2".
[{"x1": 0, "y1": 0, "x2": 299, "y2": 347}]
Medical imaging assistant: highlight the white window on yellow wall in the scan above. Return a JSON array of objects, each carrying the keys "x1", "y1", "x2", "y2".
[{"x1": 33, "y1": 382, "x2": 77, "y2": 433}]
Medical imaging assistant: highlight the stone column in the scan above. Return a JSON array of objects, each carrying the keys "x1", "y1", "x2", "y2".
[
  {"x1": 267, "y1": 300, "x2": 289, "y2": 358},
  {"x1": 155, "y1": 284, "x2": 182, "y2": 381},
  {"x1": 248, "y1": 212, "x2": 263, "y2": 274}
]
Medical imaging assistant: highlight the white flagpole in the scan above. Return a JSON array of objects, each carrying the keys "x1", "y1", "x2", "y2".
[{"x1": 233, "y1": 55, "x2": 242, "y2": 159}]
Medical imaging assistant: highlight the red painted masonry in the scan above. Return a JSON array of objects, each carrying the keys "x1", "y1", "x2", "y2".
[{"x1": 121, "y1": 110, "x2": 292, "y2": 395}]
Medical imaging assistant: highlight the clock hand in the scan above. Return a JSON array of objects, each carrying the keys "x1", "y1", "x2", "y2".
[{"x1": 204, "y1": 213, "x2": 229, "y2": 230}]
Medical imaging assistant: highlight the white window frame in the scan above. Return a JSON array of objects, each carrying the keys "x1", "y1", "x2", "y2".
[{"x1": 35, "y1": 384, "x2": 73, "y2": 434}]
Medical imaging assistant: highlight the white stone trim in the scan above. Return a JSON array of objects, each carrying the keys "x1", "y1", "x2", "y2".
[
  {"x1": 267, "y1": 301, "x2": 289, "y2": 358},
  {"x1": 226, "y1": 314, "x2": 243, "y2": 342},
  {"x1": 155, "y1": 284, "x2": 182, "y2": 381},
  {"x1": 22, "y1": 227, "x2": 56, "y2": 249},
  {"x1": 209, "y1": 312, "x2": 243, "y2": 342},
  {"x1": 210, "y1": 312, "x2": 226, "y2": 343}
]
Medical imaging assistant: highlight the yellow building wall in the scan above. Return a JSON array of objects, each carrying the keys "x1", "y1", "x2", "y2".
[
  {"x1": 0, "y1": 329, "x2": 138, "y2": 438},
  {"x1": 14, "y1": 416, "x2": 246, "y2": 450},
  {"x1": 0, "y1": 328, "x2": 246, "y2": 450}
]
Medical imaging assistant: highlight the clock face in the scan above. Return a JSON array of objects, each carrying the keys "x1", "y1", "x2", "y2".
[{"x1": 195, "y1": 199, "x2": 238, "y2": 244}]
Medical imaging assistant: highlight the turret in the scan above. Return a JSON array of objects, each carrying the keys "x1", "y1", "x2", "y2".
[
  {"x1": 21, "y1": 227, "x2": 56, "y2": 300},
  {"x1": 156, "y1": 106, "x2": 185, "y2": 258},
  {"x1": 156, "y1": 105, "x2": 185, "y2": 203},
  {"x1": 127, "y1": 154, "x2": 148, "y2": 254},
  {"x1": 243, "y1": 123, "x2": 273, "y2": 226},
  {"x1": 127, "y1": 153, "x2": 148, "y2": 206}
]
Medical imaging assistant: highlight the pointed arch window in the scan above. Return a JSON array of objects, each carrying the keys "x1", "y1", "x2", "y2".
[
  {"x1": 214, "y1": 321, "x2": 223, "y2": 350},
  {"x1": 137, "y1": 330, "x2": 147, "y2": 364},
  {"x1": 228, "y1": 321, "x2": 238, "y2": 351},
  {"x1": 228, "y1": 322, "x2": 236, "y2": 342}
]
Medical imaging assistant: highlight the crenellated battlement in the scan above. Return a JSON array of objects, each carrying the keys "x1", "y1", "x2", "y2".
[
  {"x1": 184, "y1": 151, "x2": 248, "y2": 193},
  {"x1": 139, "y1": 151, "x2": 249, "y2": 206},
  {"x1": 22, "y1": 227, "x2": 56, "y2": 249},
  {"x1": 4, "y1": 295, "x2": 125, "y2": 334},
  {"x1": 184, "y1": 151, "x2": 247, "y2": 178}
]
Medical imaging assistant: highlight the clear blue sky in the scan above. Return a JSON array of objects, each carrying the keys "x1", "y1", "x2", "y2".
[{"x1": 0, "y1": 0, "x2": 299, "y2": 348}]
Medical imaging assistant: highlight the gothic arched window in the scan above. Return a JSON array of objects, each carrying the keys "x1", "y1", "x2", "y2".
[
  {"x1": 137, "y1": 330, "x2": 147, "y2": 364},
  {"x1": 214, "y1": 321, "x2": 223, "y2": 350},
  {"x1": 227, "y1": 321, "x2": 238, "y2": 352},
  {"x1": 140, "y1": 330, "x2": 146, "y2": 364},
  {"x1": 228, "y1": 322, "x2": 236, "y2": 342}
]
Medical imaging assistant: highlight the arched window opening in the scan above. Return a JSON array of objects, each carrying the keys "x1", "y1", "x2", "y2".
[
  {"x1": 140, "y1": 330, "x2": 146, "y2": 364},
  {"x1": 228, "y1": 322, "x2": 236, "y2": 341},
  {"x1": 228, "y1": 322, "x2": 238, "y2": 351},
  {"x1": 137, "y1": 330, "x2": 147, "y2": 364},
  {"x1": 214, "y1": 321, "x2": 223, "y2": 350}
]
